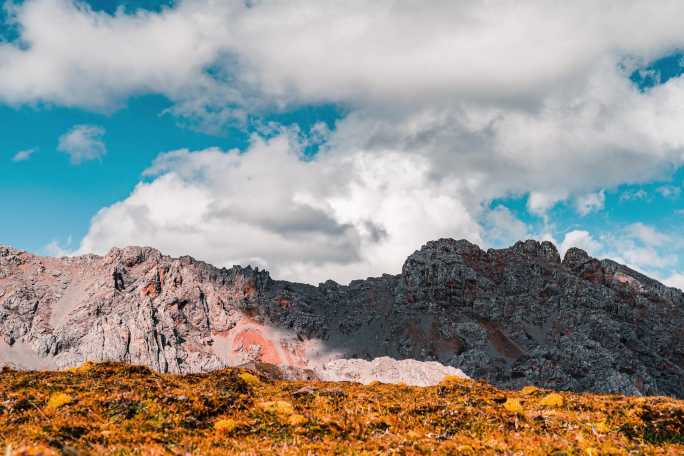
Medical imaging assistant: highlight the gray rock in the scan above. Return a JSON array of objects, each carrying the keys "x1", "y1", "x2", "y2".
[{"x1": 0, "y1": 239, "x2": 682, "y2": 398}]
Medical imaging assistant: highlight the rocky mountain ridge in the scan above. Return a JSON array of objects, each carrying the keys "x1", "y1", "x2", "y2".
[{"x1": 1, "y1": 239, "x2": 682, "y2": 397}]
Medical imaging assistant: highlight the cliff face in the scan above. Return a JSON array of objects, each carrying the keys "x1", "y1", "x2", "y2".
[{"x1": 1, "y1": 239, "x2": 683, "y2": 397}]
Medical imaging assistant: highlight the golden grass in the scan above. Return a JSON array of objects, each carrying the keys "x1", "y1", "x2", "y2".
[{"x1": 1, "y1": 362, "x2": 682, "y2": 455}]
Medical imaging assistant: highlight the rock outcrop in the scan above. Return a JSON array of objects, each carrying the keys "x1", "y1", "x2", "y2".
[
  {"x1": 1, "y1": 239, "x2": 683, "y2": 397},
  {"x1": 315, "y1": 356, "x2": 468, "y2": 386}
]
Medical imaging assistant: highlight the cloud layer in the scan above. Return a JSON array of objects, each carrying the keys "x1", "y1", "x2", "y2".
[
  {"x1": 2, "y1": 1, "x2": 684, "y2": 111},
  {"x1": 4, "y1": 1, "x2": 684, "y2": 282}
]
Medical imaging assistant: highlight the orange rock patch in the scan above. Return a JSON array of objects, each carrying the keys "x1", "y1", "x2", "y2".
[
  {"x1": 140, "y1": 282, "x2": 159, "y2": 298},
  {"x1": 223, "y1": 321, "x2": 308, "y2": 368},
  {"x1": 234, "y1": 328, "x2": 282, "y2": 365}
]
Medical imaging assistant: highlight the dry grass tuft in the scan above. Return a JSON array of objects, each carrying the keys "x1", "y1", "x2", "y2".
[
  {"x1": 45, "y1": 393, "x2": 73, "y2": 411},
  {"x1": 237, "y1": 372, "x2": 260, "y2": 386},
  {"x1": 521, "y1": 385, "x2": 539, "y2": 395},
  {"x1": 540, "y1": 392, "x2": 565, "y2": 408},
  {"x1": 503, "y1": 397, "x2": 524, "y2": 414},
  {"x1": 213, "y1": 418, "x2": 238, "y2": 433}
]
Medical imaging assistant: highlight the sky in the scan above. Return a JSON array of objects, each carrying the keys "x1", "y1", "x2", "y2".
[{"x1": 3, "y1": 1, "x2": 684, "y2": 286}]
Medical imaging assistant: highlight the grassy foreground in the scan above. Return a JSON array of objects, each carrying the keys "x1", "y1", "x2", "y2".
[{"x1": 1, "y1": 363, "x2": 682, "y2": 455}]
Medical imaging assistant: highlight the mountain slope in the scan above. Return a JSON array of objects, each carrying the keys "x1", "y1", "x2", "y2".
[{"x1": 0, "y1": 239, "x2": 683, "y2": 397}]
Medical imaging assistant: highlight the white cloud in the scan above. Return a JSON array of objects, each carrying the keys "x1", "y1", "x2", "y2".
[
  {"x1": 78, "y1": 133, "x2": 482, "y2": 284},
  {"x1": 559, "y1": 230, "x2": 602, "y2": 257},
  {"x1": 482, "y1": 206, "x2": 530, "y2": 247},
  {"x1": 574, "y1": 191, "x2": 606, "y2": 216},
  {"x1": 617, "y1": 245, "x2": 677, "y2": 270},
  {"x1": 558, "y1": 224, "x2": 681, "y2": 278},
  {"x1": 577, "y1": 223, "x2": 679, "y2": 274},
  {"x1": 44, "y1": 236, "x2": 73, "y2": 257},
  {"x1": 527, "y1": 191, "x2": 568, "y2": 217},
  {"x1": 615, "y1": 224, "x2": 677, "y2": 271},
  {"x1": 6, "y1": 1, "x2": 684, "y2": 281},
  {"x1": 620, "y1": 189, "x2": 649, "y2": 202},
  {"x1": 662, "y1": 272, "x2": 684, "y2": 291},
  {"x1": 0, "y1": 0, "x2": 230, "y2": 110},
  {"x1": 656, "y1": 184, "x2": 681, "y2": 198},
  {"x1": 0, "y1": 1, "x2": 683, "y2": 116},
  {"x1": 625, "y1": 222, "x2": 671, "y2": 247},
  {"x1": 57, "y1": 124, "x2": 106, "y2": 164},
  {"x1": 11, "y1": 148, "x2": 35, "y2": 162}
]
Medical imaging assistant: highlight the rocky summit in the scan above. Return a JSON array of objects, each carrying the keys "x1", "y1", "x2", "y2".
[{"x1": 0, "y1": 239, "x2": 683, "y2": 398}]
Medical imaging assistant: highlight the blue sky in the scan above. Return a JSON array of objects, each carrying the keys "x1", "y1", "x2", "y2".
[{"x1": 3, "y1": 1, "x2": 684, "y2": 285}]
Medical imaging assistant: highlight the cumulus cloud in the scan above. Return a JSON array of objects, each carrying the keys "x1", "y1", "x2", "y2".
[
  {"x1": 78, "y1": 133, "x2": 482, "y2": 283},
  {"x1": 562, "y1": 223, "x2": 679, "y2": 276},
  {"x1": 57, "y1": 124, "x2": 106, "y2": 164},
  {"x1": 482, "y1": 206, "x2": 530, "y2": 247},
  {"x1": 559, "y1": 230, "x2": 602, "y2": 257},
  {"x1": 11, "y1": 148, "x2": 35, "y2": 162},
  {"x1": 574, "y1": 191, "x2": 606, "y2": 216},
  {"x1": 44, "y1": 236, "x2": 73, "y2": 257},
  {"x1": 0, "y1": 0, "x2": 229, "y2": 110},
  {"x1": 625, "y1": 222, "x2": 671, "y2": 247},
  {"x1": 618, "y1": 245, "x2": 677, "y2": 271},
  {"x1": 6, "y1": 1, "x2": 684, "y2": 281},
  {"x1": 656, "y1": 185, "x2": 681, "y2": 198}
]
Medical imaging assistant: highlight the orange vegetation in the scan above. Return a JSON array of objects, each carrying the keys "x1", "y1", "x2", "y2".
[{"x1": 1, "y1": 363, "x2": 682, "y2": 455}]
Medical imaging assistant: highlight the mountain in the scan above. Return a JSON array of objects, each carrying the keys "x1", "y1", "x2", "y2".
[{"x1": 1, "y1": 239, "x2": 682, "y2": 397}]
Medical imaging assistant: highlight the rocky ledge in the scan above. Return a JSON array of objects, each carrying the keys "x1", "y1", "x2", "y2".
[{"x1": 0, "y1": 239, "x2": 682, "y2": 397}]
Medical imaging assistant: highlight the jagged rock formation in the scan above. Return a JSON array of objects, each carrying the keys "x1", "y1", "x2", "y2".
[{"x1": 1, "y1": 239, "x2": 683, "y2": 397}]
